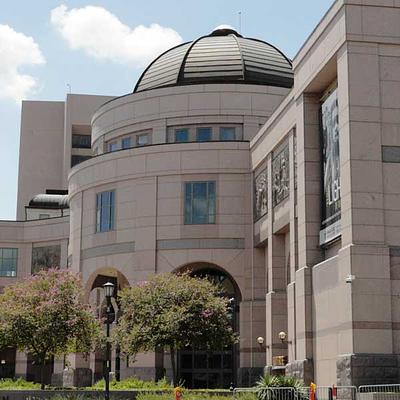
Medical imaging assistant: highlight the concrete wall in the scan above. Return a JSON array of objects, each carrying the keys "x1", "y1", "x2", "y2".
[
  {"x1": 91, "y1": 84, "x2": 290, "y2": 152},
  {"x1": 0, "y1": 217, "x2": 69, "y2": 283},
  {"x1": 63, "y1": 94, "x2": 115, "y2": 188},
  {"x1": 249, "y1": 0, "x2": 400, "y2": 386},
  {"x1": 68, "y1": 140, "x2": 266, "y2": 380},
  {"x1": 17, "y1": 101, "x2": 65, "y2": 220}
]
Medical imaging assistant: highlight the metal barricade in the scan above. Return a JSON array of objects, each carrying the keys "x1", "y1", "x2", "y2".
[
  {"x1": 335, "y1": 386, "x2": 357, "y2": 400},
  {"x1": 295, "y1": 386, "x2": 311, "y2": 400},
  {"x1": 358, "y1": 385, "x2": 400, "y2": 400},
  {"x1": 315, "y1": 387, "x2": 332, "y2": 400}
]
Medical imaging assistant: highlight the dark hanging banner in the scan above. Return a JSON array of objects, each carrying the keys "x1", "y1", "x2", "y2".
[{"x1": 320, "y1": 88, "x2": 341, "y2": 245}]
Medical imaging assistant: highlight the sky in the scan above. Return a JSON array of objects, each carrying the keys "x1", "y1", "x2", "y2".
[{"x1": 0, "y1": 0, "x2": 334, "y2": 220}]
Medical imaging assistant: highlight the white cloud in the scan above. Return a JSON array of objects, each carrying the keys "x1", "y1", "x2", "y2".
[
  {"x1": 50, "y1": 5, "x2": 183, "y2": 67},
  {"x1": 0, "y1": 25, "x2": 45, "y2": 103}
]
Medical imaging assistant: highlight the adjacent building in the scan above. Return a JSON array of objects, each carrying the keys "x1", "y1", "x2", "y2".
[{"x1": 1, "y1": 0, "x2": 400, "y2": 388}]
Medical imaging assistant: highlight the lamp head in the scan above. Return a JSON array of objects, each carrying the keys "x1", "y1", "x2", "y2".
[
  {"x1": 257, "y1": 336, "x2": 264, "y2": 345},
  {"x1": 278, "y1": 331, "x2": 287, "y2": 342},
  {"x1": 103, "y1": 282, "x2": 115, "y2": 298}
]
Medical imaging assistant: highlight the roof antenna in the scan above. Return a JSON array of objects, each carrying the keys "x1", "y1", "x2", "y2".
[
  {"x1": 66, "y1": 83, "x2": 71, "y2": 94},
  {"x1": 238, "y1": 11, "x2": 242, "y2": 34}
]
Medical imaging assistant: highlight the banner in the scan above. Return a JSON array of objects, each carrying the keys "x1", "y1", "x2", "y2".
[{"x1": 320, "y1": 88, "x2": 341, "y2": 245}]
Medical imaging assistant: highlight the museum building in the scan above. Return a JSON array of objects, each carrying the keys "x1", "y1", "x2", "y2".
[{"x1": 1, "y1": 0, "x2": 400, "y2": 388}]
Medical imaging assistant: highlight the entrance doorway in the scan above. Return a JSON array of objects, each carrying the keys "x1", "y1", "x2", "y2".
[{"x1": 177, "y1": 266, "x2": 240, "y2": 388}]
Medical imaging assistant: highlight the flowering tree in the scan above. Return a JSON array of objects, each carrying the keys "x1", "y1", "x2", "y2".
[
  {"x1": 115, "y1": 272, "x2": 238, "y2": 386},
  {"x1": 0, "y1": 269, "x2": 101, "y2": 389}
]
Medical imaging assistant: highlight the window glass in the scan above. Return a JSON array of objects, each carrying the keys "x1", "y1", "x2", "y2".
[
  {"x1": 121, "y1": 137, "x2": 132, "y2": 149},
  {"x1": 96, "y1": 191, "x2": 115, "y2": 232},
  {"x1": 196, "y1": 127, "x2": 212, "y2": 142},
  {"x1": 184, "y1": 182, "x2": 216, "y2": 224},
  {"x1": 108, "y1": 142, "x2": 118, "y2": 152},
  {"x1": 175, "y1": 129, "x2": 189, "y2": 143},
  {"x1": 137, "y1": 134, "x2": 149, "y2": 146},
  {"x1": 31, "y1": 245, "x2": 61, "y2": 274},
  {"x1": 0, "y1": 248, "x2": 18, "y2": 277},
  {"x1": 72, "y1": 134, "x2": 91, "y2": 149},
  {"x1": 219, "y1": 127, "x2": 236, "y2": 141},
  {"x1": 71, "y1": 155, "x2": 91, "y2": 167}
]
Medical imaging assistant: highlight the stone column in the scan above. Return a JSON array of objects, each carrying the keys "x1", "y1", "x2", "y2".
[
  {"x1": 287, "y1": 131, "x2": 298, "y2": 365},
  {"x1": 265, "y1": 153, "x2": 288, "y2": 370},
  {"x1": 15, "y1": 351, "x2": 27, "y2": 379},
  {"x1": 335, "y1": 40, "x2": 393, "y2": 386},
  {"x1": 291, "y1": 93, "x2": 323, "y2": 383},
  {"x1": 66, "y1": 353, "x2": 92, "y2": 387}
]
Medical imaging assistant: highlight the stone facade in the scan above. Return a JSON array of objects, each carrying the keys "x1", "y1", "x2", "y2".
[{"x1": 1, "y1": 0, "x2": 400, "y2": 388}]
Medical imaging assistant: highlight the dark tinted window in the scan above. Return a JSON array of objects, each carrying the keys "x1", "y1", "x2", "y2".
[
  {"x1": 71, "y1": 155, "x2": 91, "y2": 167},
  {"x1": 72, "y1": 134, "x2": 91, "y2": 149},
  {"x1": 175, "y1": 129, "x2": 189, "y2": 142},
  {"x1": 196, "y1": 127, "x2": 212, "y2": 142}
]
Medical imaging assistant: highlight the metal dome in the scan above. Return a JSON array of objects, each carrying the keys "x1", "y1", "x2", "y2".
[
  {"x1": 134, "y1": 27, "x2": 294, "y2": 93},
  {"x1": 29, "y1": 194, "x2": 69, "y2": 209}
]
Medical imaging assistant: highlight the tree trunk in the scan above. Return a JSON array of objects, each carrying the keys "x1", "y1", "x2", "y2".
[
  {"x1": 170, "y1": 346, "x2": 177, "y2": 387},
  {"x1": 40, "y1": 357, "x2": 46, "y2": 390}
]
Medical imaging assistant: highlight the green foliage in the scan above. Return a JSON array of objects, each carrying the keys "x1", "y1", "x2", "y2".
[
  {"x1": 90, "y1": 376, "x2": 173, "y2": 390},
  {"x1": 50, "y1": 395, "x2": 99, "y2": 400},
  {"x1": 115, "y1": 273, "x2": 238, "y2": 384},
  {"x1": 137, "y1": 394, "x2": 233, "y2": 400},
  {"x1": 0, "y1": 269, "x2": 102, "y2": 388},
  {"x1": 234, "y1": 393, "x2": 258, "y2": 400},
  {"x1": 0, "y1": 378, "x2": 41, "y2": 389},
  {"x1": 256, "y1": 375, "x2": 307, "y2": 400}
]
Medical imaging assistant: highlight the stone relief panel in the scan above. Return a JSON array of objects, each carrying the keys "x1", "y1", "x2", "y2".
[
  {"x1": 31, "y1": 245, "x2": 61, "y2": 274},
  {"x1": 272, "y1": 144, "x2": 289, "y2": 206},
  {"x1": 254, "y1": 169, "x2": 268, "y2": 220}
]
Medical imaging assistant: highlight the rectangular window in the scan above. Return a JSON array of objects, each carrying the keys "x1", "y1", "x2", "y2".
[
  {"x1": 122, "y1": 137, "x2": 132, "y2": 149},
  {"x1": 175, "y1": 129, "x2": 189, "y2": 143},
  {"x1": 96, "y1": 191, "x2": 115, "y2": 232},
  {"x1": 196, "y1": 127, "x2": 212, "y2": 142},
  {"x1": 72, "y1": 134, "x2": 91, "y2": 149},
  {"x1": 108, "y1": 142, "x2": 118, "y2": 152},
  {"x1": 0, "y1": 248, "x2": 18, "y2": 277},
  {"x1": 137, "y1": 134, "x2": 149, "y2": 147},
  {"x1": 219, "y1": 127, "x2": 236, "y2": 141},
  {"x1": 71, "y1": 155, "x2": 91, "y2": 167},
  {"x1": 184, "y1": 181, "x2": 216, "y2": 224}
]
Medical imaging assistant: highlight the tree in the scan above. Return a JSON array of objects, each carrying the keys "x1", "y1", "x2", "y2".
[
  {"x1": 115, "y1": 272, "x2": 238, "y2": 386},
  {"x1": 0, "y1": 268, "x2": 101, "y2": 389}
]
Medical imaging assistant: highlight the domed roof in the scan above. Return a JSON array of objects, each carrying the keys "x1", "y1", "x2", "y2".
[
  {"x1": 134, "y1": 27, "x2": 293, "y2": 93},
  {"x1": 29, "y1": 194, "x2": 69, "y2": 209}
]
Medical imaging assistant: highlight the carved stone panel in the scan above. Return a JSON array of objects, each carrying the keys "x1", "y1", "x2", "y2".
[
  {"x1": 272, "y1": 145, "x2": 289, "y2": 206},
  {"x1": 31, "y1": 245, "x2": 61, "y2": 274},
  {"x1": 254, "y1": 169, "x2": 268, "y2": 220}
]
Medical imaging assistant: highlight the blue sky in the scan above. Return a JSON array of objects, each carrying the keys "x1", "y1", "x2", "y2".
[{"x1": 0, "y1": 0, "x2": 333, "y2": 220}]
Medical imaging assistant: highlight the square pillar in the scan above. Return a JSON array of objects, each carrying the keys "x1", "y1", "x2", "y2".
[{"x1": 15, "y1": 351, "x2": 27, "y2": 379}]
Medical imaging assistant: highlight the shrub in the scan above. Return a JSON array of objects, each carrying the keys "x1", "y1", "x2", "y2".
[
  {"x1": 256, "y1": 375, "x2": 307, "y2": 400},
  {"x1": 0, "y1": 378, "x2": 41, "y2": 389},
  {"x1": 137, "y1": 394, "x2": 232, "y2": 400},
  {"x1": 90, "y1": 376, "x2": 173, "y2": 390},
  {"x1": 234, "y1": 392, "x2": 258, "y2": 400}
]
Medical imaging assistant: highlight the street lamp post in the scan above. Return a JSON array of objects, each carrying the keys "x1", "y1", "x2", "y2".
[{"x1": 103, "y1": 282, "x2": 115, "y2": 400}]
